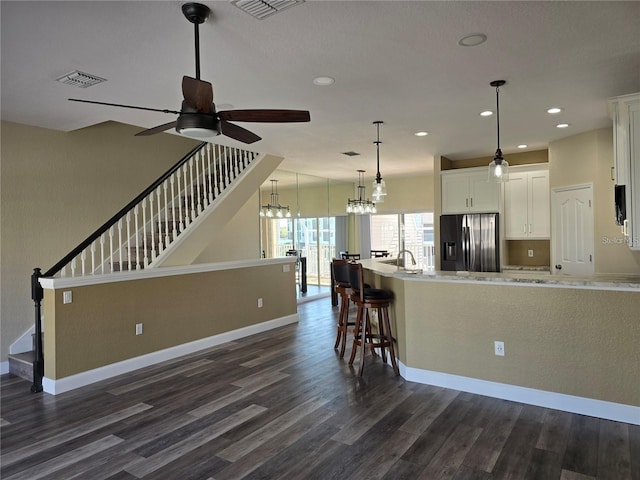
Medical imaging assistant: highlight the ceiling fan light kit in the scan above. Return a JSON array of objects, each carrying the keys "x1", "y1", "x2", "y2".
[
  {"x1": 68, "y1": 2, "x2": 310, "y2": 144},
  {"x1": 487, "y1": 80, "x2": 509, "y2": 183}
]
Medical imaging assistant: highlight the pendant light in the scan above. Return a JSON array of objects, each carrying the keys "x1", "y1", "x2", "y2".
[
  {"x1": 487, "y1": 80, "x2": 509, "y2": 182},
  {"x1": 346, "y1": 170, "x2": 376, "y2": 214},
  {"x1": 371, "y1": 120, "x2": 387, "y2": 203},
  {"x1": 259, "y1": 179, "x2": 291, "y2": 218}
]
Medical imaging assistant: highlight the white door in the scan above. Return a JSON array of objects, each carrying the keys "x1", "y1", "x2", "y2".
[{"x1": 552, "y1": 185, "x2": 594, "y2": 276}]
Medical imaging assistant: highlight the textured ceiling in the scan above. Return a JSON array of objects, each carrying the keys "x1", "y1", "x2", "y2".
[{"x1": 2, "y1": 1, "x2": 639, "y2": 182}]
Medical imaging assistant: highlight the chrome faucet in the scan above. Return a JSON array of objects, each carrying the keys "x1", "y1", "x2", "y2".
[{"x1": 396, "y1": 249, "x2": 417, "y2": 268}]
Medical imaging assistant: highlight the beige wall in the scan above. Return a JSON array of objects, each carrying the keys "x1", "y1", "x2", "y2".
[
  {"x1": 194, "y1": 192, "x2": 261, "y2": 263},
  {"x1": 442, "y1": 149, "x2": 548, "y2": 170},
  {"x1": 43, "y1": 263, "x2": 296, "y2": 379},
  {"x1": 549, "y1": 128, "x2": 640, "y2": 274},
  {"x1": 387, "y1": 276, "x2": 639, "y2": 406},
  {"x1": 0, "y1": 120, "x2": 201, "y2": 361},
  {"x1": 374, "y1": 173, "x2": 435, "y2": 213}
]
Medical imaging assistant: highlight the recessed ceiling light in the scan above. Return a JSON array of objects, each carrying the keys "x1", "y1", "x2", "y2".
[
  {"x1": 556, "y1": 123, "x2": 570, "y2": 128},
  {"x1": 480, "y1": 110, "x2": 493, "y2": 117},
  {"x1": 458, "y1": 33, "x2": 487, "y2": 47},
  {"x1": 517, "y1": 144, "x2": 528, "y2": 149},
  {"x1": 547, "y1": 107, "x2": 563, "y2": 114},
  {"x1": 313, "y1": 76, "x2": 335, "y2": 86},
  {"x1": 414, "y1": 131, "x2": 429, "y2": 137}
]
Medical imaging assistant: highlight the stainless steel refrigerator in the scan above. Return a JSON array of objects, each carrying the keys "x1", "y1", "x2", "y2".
[{"x1": 440, "y1": 213, "x2": 500, "y2": 272}]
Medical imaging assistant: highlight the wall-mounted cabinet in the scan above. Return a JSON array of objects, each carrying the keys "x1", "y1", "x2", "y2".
[
  {"x1": 609, "y1": 93, "x2": 640, "y2": 250},
  {"x1": 504, "y1": 165, "x2": 550, "y2": 239},
  {"x1": 441, "y1": 168, "x2": 500, "y2": 214}
]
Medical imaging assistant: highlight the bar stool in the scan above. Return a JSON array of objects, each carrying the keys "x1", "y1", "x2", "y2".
[
  {"x1": 331, "y1": 259, "x2": 354, "y2": 357},
  {"x1": 348, "y1": 262, "x2": 400, "y2": 376}
]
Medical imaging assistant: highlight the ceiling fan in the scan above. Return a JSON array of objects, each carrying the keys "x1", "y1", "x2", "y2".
[{"x1": 69, "y1": 2, "x2": 310, "y2": 144}]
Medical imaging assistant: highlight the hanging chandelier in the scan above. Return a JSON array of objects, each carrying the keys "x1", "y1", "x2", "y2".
[
  {"x1": 346, "y1": 170, "x2": 376, "y2": 214},
  {"x1": 371, "y1": 120, "x2": 387, "y2": 203},
  {"x1": 488, "y1": 80, "x2": 509, "y2": 182},
  {"x1": 259, "y1": 179, "x2": 291, "y2": 218}
]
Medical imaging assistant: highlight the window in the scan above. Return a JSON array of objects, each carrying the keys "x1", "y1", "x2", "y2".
[
  {"x1": 370, "y1": 212, "x2": 435, "y2": 270},
  {"x1": 263, "y1": 216, "x2": 338, "y2": 286}
]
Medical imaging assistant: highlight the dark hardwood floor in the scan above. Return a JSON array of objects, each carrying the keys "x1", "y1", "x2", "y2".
[{"x1": 1, "y1": 298, "x2": 638, "y2": 480}]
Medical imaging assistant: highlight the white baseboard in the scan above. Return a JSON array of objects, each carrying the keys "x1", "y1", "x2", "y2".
[
  {"x1": 398, "y1": 362, "x2": 640, "y2": 426},
  {"x1": 43, "y1": 313, "x2": 299, "y2": 395},
  {"x1": 0, "y1": 361, "x2": 9, "y2": 375}
]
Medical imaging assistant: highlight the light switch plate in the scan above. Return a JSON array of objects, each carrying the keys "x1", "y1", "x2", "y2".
[
  {"x1": 283, "y1": 264, "x2": 290, "y2": 273},
  {"x1": 63, "y1": 291, "x2": 72, "y2": 304}
]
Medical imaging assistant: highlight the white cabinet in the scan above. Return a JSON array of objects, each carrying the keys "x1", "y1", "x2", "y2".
[
  {"x1": 609, "y1": 93, "x2": 640, "y2": 250},
  {"x1": 504, "y1": 165, "x2": 549, "y2": 239},
  {"x1": 441, "y1": 168, "x2": 500, "y2": 214}
]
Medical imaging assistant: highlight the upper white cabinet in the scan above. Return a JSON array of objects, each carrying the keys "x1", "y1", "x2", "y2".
[
  {"x1": 609, "y1": 93, "x2": 640, "y2": 250},
  {"x1": 441, "y1": 168, "x2": 500, "y2": 214},
  {"x1": 504, "y1": 165, "x2": 550, "y2": 239}
]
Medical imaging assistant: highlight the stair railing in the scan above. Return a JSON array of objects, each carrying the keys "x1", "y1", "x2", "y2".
[{"x1": 30, "y1": 141, "x2": 258, "y2": 392}]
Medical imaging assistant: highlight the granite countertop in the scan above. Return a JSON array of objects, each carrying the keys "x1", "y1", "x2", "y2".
[{"x1": 359, "y1": 259, "x2": 640, "y2": 291}]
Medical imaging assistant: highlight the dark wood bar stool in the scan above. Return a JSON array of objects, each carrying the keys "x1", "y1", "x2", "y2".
[
  {"x1": 331, "y1": 259, "x2": 355, "y2": 358},
  {"x1": 348, "y1": 262, "x2": 400, "y2": 376}
]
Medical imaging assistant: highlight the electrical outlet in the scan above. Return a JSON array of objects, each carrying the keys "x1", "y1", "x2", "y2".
[
  {"x1": 494, "y1": 341, "x2": 505, "y2": 356},
  {"x1": 528, "y1": 249, "x2": 534, "y2": 257},
  {"x1": 135, "y1": 323, "x2": 143, "y2": 335},
  {"x1": 63, "y1": 291, "x2": 72, "y2": 304},
  {"x1": 257, "y1": 298, "x2": 263, "y2": 308}
]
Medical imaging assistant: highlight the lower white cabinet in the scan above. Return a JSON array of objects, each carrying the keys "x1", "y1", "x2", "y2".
[{"x1": 504, "y1": 165, "x2": 549, "y2": 239}]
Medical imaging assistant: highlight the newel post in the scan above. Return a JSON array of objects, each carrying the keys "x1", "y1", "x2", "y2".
[{"x1": 31, "y1": 268, "x2": 44, "y2": 393}]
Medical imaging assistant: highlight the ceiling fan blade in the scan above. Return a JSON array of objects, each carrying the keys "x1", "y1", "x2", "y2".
[
  {"x1": 182, "y1": 76, "x2": 213, "y2": 113},
  {"x1": 135, "y1": 121, "x2": 178, "y2": 137},
  {"x1": 68, "y1": 98, "x2": 181, "y2": 115},
  {"x1": 217, "y1": 109, "x2": 310, "y2": 123},
  {"x1": 220, "y1": 120, "x2": 261, "y2": 144}
]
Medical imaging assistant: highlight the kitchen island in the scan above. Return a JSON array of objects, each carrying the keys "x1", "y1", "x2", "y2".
[{"x1": 358, "y1": 259, "x2": 640, "y2": 425}]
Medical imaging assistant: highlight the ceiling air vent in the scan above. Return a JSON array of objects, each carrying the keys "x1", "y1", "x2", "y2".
[
  {"x1": 342, "y1": 151, "x2": 360, "y2": 157},
  {"x1": 56, "y1": 71, "x2": 107, "y2": 88},
  {"x1": 231, "y1": 0, "x2": 303, "y2": 20}
]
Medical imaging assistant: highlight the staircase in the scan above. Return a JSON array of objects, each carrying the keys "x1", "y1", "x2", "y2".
[{"x1": 9, "y1": 142, "x2": 263, "y2": 386}]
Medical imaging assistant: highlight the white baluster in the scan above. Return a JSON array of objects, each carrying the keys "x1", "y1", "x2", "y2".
[
  {"x1": 109, "y1": 226, "x2": 114, "y2": 273},
  {"x1": 61, "y1": 265, "x2": 67, "y2": 278},
  {"x1": 126, "y1": 211, "x2": 132, "y2": 271},
  {"x1": 212, "y1": 144, "x2": 220, "y2": 196},
  {"x1": 90, "y1": 241, "x2": 96, "y2": 275},
  {"x1": 189, "y1": 157, "x2": 196, "y2": 221},
  {"x1": 149, "y1": 193, "x2": 156, "y2": 261},
  {"x1": 195, "y1": 150, "x2": 203, "y2": 214},
  {"x1": 81, "y1": 249, "x2": 87, "y2": 276},
  {"x1": 71, "y1": 258, "x2": 76, "y2": 277},
  {"x1": 206, "y1": 143, "x2": 214, "y2": 203},
  {"x1": 156, "y1": 188, "x2": 164, "y2": 253},
  {"x1": 134, "y1": 205, "x2": 140, "y2": 270},
  {"x1": 182, "y1": 164, "x2": 190, "y2": 227},
  {"x1": 232, "y1": 148, "x2": 238, "y2": 180},
  {"x1": 177, "y1": 165, "x2": 185, "y2": 232},
  {"x1": 118, "y1": 218, "x2": 123, "y2": 272},
  {"x1": 170, "y1": 174, "x2": 177, "y2": 241},
  {"x1": 142, "y1": 201, "x2": 148, "y2": 267},
  {"x1": 100, "y1": 234, "x2": 105, "y2": 274},
  {"x1": 163, "y1": 181, "x2": 170, "y2": 248}
]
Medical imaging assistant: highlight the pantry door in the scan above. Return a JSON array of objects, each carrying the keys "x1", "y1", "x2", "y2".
[{"x1": 551, "y1": 184, "x2": 594, "y2": 276}]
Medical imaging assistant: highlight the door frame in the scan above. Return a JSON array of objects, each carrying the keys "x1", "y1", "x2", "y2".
[{"x1": 550, "y1": 183, "x2": 594, "y2": 276}]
